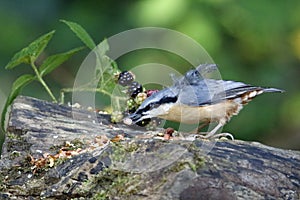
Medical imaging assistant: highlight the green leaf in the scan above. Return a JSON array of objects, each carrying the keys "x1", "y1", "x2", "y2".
[
  {"x1": 96, "y1": 39, "x2": 109, "y2": 57},
  {"x1": 94, "y1": 39, "x2": 118, "y2": 74},
  {"x1": 5, "y1": 30, "x2": 56, "y2": 69},
  {"x1": 61, "y1": 19, "x2": 96, "y2": 49},
  {"x1": 39, "y1": 46, "x2": 85, "y2": 77},
  {"x1": 1, "y1": 74, "x2": 35, "y2": 131}
]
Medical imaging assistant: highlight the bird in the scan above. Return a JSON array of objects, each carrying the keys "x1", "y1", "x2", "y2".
[{"x1": 123, "y1": 64, "x2": 284, "y2": 139}]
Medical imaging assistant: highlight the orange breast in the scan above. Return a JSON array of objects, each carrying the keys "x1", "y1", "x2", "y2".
[{"x1": 157, "y1": 100, "x2": 242, "y2": 124}]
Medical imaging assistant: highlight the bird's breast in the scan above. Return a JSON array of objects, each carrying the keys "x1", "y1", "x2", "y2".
[{"x1": 157, "y1": 99, "x2": 243, "y2": 124}]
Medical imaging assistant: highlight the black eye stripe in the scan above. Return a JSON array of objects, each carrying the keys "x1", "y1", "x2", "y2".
[
  {"x1": 157, "y1": 96, "x2": 177, "y2": 105},
  {"x1": 136, "y1": 105, "x2": 150, "y2": 114},
  {"x1": 136, "y1": 96, "x2": 178, "y2": 115}
]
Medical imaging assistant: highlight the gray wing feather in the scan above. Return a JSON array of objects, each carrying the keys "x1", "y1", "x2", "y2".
[{"x1": 178, "y1": 79, "x2": 282, "y2": 106}]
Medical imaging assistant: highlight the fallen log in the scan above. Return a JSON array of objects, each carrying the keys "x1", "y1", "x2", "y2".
[{"x1": 0, "y1": 96, "x2": 299, "y2": 199}]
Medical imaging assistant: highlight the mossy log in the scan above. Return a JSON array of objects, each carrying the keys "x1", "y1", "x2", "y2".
[{"x1": 0, "y1": 96, "x2": 299, "y2": 200}]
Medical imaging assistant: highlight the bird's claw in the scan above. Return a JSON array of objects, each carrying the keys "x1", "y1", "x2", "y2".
[{"x1": 196, "y1": 132, "x2": 234, "y2": 140}]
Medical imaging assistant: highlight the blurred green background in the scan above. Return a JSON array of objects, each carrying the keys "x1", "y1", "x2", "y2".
[{"x1": 0, "y1": 1, "x2": 299, "y2": 150}]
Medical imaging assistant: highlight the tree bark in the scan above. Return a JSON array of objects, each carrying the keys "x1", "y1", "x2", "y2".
[{"x1": 0, "y1": 96, "x2": 299, "y2": 200}]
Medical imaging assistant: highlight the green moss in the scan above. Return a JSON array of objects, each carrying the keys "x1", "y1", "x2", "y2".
[
  {"x1": 193, "y1": 154, "x2": 206, "y2": 170},
  {"x1": 110, "y1": 141, "x2": 140, "y2": 162},
  {"x1": 0, "y1": 173, "x2": 6, "y2": 192},
  {"x1": 72, "y1": 141, "x2": 144, "y2": 199},
  {"x1": 50, "y1": 138, "x2": 85, "y2": 152},
  {"x1": 70, "y1": 138, "x2": 85, "y2": 149},
  {"x1": 52, "y1": 157, "x2": 68, "y2": 167},
  {"x1": 168, "y1": 153, "x2": 205, "y2": 173},
  {"x1": 6, "y1": 132, "x2": 21, "y2": 140},
  {"x1": 187, "y1": 154, "x2": 206, "y2": 172},
  {"x1": 74, "y1": 140, "x2": 207, "y2": 199},
  {"x1": 169, "y1": 161, "x2": 189, "y2": 173},
  {"x1": 167, "y1": 142, "x2": 206, "y2": 173},
  {"x1": 9, "y1": 150, "x2": 21, "y2": 159},
  {"x1": 92, "y1": 142, "x2": 142, "y2": 198},
  {"x1": 91, "y1": 168, "x2": 141, "y2": 199}
]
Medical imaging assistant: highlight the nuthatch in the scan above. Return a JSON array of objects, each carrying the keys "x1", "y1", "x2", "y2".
[{"x1": 123, "y1": 64, "x2": 284, "y2": 139}]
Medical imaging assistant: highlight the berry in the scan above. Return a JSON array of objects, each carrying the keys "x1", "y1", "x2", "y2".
[
  {"x1": 110, "y1": 111, "x2": 123, "y2": 123},
  {"x1": 146, "y1": 89, "x2": 159, "y2": 97},
  {"x1": 135, "y1": 92, "x2": 147, "y2": 105},
  {"x1": 126, "y1": 98, "x2": 136, "y2": 111},
  {"x1": 118, "y1": 71, "x2": 134, "y2": 86},
  {"x1": 127, "y1": 81, "x2": 143, "y2": 98}
]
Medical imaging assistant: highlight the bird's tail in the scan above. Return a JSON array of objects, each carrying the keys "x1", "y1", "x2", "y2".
[
  {"x1": 262, "y1": 87, "x2": 285, "y2": 93},
  {"x1": 226, "y1": 86, "x2": 284, "y2": 105}
]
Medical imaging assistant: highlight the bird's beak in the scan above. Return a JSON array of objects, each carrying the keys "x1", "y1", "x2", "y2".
[{"x1": 123, "y1": 113, "x2": 142, "y2": 125}]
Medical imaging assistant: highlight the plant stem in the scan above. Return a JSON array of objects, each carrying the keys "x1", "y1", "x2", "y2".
[
  {"x1": 31, "y1": 60, "x2": 57, "y2": 103},
  {"x1": 60, "y1": 87, "x2": 127, "y2": 103}
]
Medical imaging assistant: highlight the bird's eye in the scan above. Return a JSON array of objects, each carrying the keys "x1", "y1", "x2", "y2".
[
  {"x1": 140, "y1": 103, "x2": 154, "y2": 113},
  {"x1": 137, "y1": 101, "x2": 163, "y2": 115},
  {"x1": 141, "y1": 103, "x2": 159, "y2": 112}
]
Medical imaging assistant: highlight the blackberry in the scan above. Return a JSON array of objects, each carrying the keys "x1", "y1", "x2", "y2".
[
  {"x1": 127, "y1": 81, "x2": 143, "y2": 98},
  {"x1": 118, "y1": 71, "x2": 134, "y2": 86}
]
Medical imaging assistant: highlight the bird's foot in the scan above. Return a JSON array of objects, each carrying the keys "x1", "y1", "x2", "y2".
[{"x1": 197, "y1": 132, "x2": 234, "y2": 140}]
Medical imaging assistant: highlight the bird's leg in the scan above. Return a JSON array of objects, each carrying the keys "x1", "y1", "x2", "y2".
[
  {"x1": 197, "y1": 121, "x2": 210, "y2": 133},
  {"x1": 197, "y1": 121, "x2": 234, "y2": 140},
  {"x1": 190, "y1": 121, "x2": 210, "y2": 134},
  {"x1": 199, "y1": 122, "x2": 223, "y2": 138}
]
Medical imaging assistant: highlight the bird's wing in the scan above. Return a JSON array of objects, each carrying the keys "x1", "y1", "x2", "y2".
[{"x1": 178, "y1": 79, "x2": 282, "y2": 106}]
